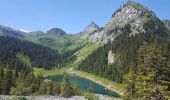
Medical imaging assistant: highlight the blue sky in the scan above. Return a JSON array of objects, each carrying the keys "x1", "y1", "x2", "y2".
[{"x1": 0, "y1": 0, "x2": 169, "y2": 33}]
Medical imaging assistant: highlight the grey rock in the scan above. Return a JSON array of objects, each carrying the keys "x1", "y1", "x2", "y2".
[
  {"x1": 83, "y1": 21, "x2": 100, "y2": 34},
  {"x1": 47, "y1": 28, "x2": 66, "y2": 36},
  {"x1": 162, "y1": 20, "x2": 170, "y2": 29},
  {"x1": 88, "y1": 1, "x2": 160, "y2": 44}
]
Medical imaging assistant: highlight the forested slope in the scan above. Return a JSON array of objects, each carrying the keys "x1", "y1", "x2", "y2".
[{"x1": 0, "y1": 36, "x2": 63, "y2": 72}]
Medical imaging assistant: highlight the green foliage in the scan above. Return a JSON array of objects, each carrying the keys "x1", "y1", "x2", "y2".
[
  {"x1": 60, "y1": 74, "x2": 71, "y2": 97},
  {"x1": 16, "y1": 53, "x2": 32, "y2": 72},
  {"x1": 33, "y1": 67, "x2": 65, "y2": 77},
  {"x1": 0, "y1": 67, "x2": 4, "y2": 94},
  {"x1": 83, "y1": 85, "x2": 99, "y2": 100},
  {"x1": 84, "y1": 92, "x2": 99, "y2": 100},
  {"x1": 39, "y1": 80, "x2": 60, "y2": 95},
  {"x1": 123, "y1": 43, "x2": 170, "y2": 99},
  {"x1": 28, "y1": 34, "x2": 87, "y2": 52},
  {"x1": 70, "y1": 82, "x2": 83, "y2": 96},
  {"x1": 123, "y1": 66, "x2": 136, "y2": 100},
  {"x1": 0, "y1": 36, "x2": 63, "y2": 71},
  {"x1": 128, "y1": 1, "x2": 150, "y2": 14},
  {"x1": 87, "y1": 85, "x2": 93, "y2": 93},
  {"x1": 3, "y1": 67, "x2": 15, "y2": 95},
  {"x1": 78, "y1": 22, "x2": 170, "y2": 83},
  {"x1": 72, "y1": 43, "x2": 100, "y2": 68}
]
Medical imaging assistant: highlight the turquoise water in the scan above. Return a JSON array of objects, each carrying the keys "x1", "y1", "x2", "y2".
[{"x1": 48, "y1": 74, "x2": 120, "y2": 97}]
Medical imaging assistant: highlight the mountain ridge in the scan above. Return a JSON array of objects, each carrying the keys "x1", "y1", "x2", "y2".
[
  {"x1": 0, "y1": 25, "x2": 27, "y2": 38},
  {"x1": 88, "y1": 1, "x2": 167, "y2": 44}
]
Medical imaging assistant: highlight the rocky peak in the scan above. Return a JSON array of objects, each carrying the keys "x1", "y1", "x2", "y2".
[
  {"x1": 47, "y1": 28, "x2": 66, "y2": 36},
  {"x1": 162, "y1": 20, "x2": 170, "y2": 29},
  {"x1": 88, "y1": 1, "x2": 162, "y2": 44},
  {"x1": 83, "y1": 21, "x2": 100, "y2": 33}
]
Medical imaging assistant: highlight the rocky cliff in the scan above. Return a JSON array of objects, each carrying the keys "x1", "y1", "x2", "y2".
[
  {"x1": 163, "y1": 20, "x2": 170, "y2": 29},
  {"x1": 88, "y1": 1, "x2": 164, "y2": 44}
]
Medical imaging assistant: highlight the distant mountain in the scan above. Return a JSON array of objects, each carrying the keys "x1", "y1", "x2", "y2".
[
  {"x1": 83, "y1": 21, "x2": 100, "y2": 33},
  {"x1": 77, "y1": 22, "x2": 100, "y2": 39},
  {"x1": 28, "y1": 31, "x2": 45, "y2": 37},
  {"x1": 163, "y1": 20, "x2": 170, "y2": 29},
  {"x1": 47, "y1": 28, "x2": 66, "y2": 36},
  {"x1": 0, "y1": 25, "x2": 26, "y2": 38},
  {"x1": 88, "y1": 1, "x2": 167, "y2": 44}
]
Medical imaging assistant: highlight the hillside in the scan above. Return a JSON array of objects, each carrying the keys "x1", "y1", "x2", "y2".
[
  {"x1": 0, "y1": 25, "x2": 27, "y2": 38},
  {"x1": 78, "y1": 1, "x2": 170, "y2": 82},
  {"x1": 88, "y1": 1, "x2": 167, "y2": 44},
  {"x1": 0, "y1": 1, "x2": 169, "y2": 99},
  {"x1": 0, "y1": 36, "x2": 63, "y2": 72},
  {"x1": 27, "y1": 30, "x2": 87, "y2": 52}
]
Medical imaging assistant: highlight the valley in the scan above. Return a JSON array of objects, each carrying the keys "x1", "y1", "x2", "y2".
[{"x1": 0, "y1": 1, "x2": 170, "y2": 100}]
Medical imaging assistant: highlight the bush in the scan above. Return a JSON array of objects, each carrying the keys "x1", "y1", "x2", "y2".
[{"x1": 84, "y1": 92, "x2": 99, "y2": 100}]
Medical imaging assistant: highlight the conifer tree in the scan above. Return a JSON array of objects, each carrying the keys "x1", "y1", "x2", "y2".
[
  {"x1": 0, "y1": 67, "x2": 4, "y2": 94},
  {"x1": 60, "y1": 74, "x2": 70, "y2": 97},
  {"x1": 3, "y1": 67, "x2": 14, "y2": 95},
  {"x1": 135, "y1": 43, "x2": 168, "y2": 99},
  {"x1": 123, "y1": 66, "x2": 136, "y2": 100}
]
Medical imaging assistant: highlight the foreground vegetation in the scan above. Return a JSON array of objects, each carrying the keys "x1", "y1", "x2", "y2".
[
  {"x1": 0, "y1": 67, "x2": 88, "y2": 97},
  {"x1": 123, "y1": 43, "x2": 170, "y2": 99},
  {"x1": 78, "y1": 24, "x2": 170, "y2": 99}
]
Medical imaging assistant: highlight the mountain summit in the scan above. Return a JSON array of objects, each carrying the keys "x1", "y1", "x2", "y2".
[
  {"x1": 83, "y1": 21, "x2": 100, "y2": 33},
  {"x1": 88, "y1": 1, "x2": 166, "y2": 44},
  {"x1": 47, "y1": 28, "x2": 66, "y2": 36}
]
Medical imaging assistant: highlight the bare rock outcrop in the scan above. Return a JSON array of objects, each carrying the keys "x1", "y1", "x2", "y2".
[
  {"x1": 108, "y1": 50, "x2": 115, "y2": 64},
  {"x1": 88, "y1": 1, "x2": 160, "y2": 44}
]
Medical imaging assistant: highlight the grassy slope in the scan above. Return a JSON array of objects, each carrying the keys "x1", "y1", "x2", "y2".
[
  {"x1": 33, "y1": 67, "x2": 65, "y2": 77},
  {"x1": 70, "y1": 43, "x2": 101, "y2": 68},
  {"x1": 27, "y1": 34, "x2": 87, "y2": 52}
]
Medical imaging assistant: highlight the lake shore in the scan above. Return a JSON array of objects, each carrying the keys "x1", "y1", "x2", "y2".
[{"x1": 67, "y1": 68, "x2": 124, "y2": 96}]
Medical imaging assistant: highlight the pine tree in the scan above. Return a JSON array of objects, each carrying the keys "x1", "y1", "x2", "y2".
[
  {"x1": 60, "y1": 74, "x2": 70, "y2": 97},
  {"x1": 135, "y1": 43, "x2": 168, "y2": 99},
  {"x1": 3, "y1": 67, "x2": 14, "y2": 95},
  {"x1": 87, "y1": 85, "x2": 93, "y2": 93},
  {"x1": 123, "y1": 66, "x2": 136, "y2": 100},
  {"x1": 0, "y1": 67, "x2": 4, "y2": 94}
]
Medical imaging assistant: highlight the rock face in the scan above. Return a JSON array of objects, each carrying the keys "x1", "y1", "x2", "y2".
[
  {"x1": 108, "y1": 50, "x2": 115, "y2": 64},
  {"x1": 83, "y1": 21, "x2": 100, "y2": 33},
  {"x1": 0, "y1": 25, "x2": 26, "y2": 38},
  {"x1": 47, "y1": 28, "x2": 66, "y2": 36},
  {"x1": 78, "y1": 21, "x2": 100, "y2": 39},
  {"x1": 163, "y1": 20, "x2": 170, "y2": 29},
  {"x1": 88, "y1": 1, "x2": 161, "y2": 44}
]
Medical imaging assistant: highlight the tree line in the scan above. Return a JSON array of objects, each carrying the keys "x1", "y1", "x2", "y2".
[
  {"x1": 0, "y1": 66, "x2": 83, "y2": 97},
  {"x1": 0, "y1": 36, "x2": 80, "y2": 72},
  {"x1": 78, "y1": 24, "x2": 170, "y2": 99}
]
